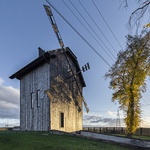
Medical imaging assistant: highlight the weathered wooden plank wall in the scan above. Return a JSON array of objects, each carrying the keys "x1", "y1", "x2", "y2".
[
  {"x1": 20, "y1": 49, "x2": 84, "y2": 132},
  {"x1": 49, "y1": 51, "x2": 83, "y2": 132},
  {"x1": 20, "y1": 63, "x2": 50, "y2": 131}
]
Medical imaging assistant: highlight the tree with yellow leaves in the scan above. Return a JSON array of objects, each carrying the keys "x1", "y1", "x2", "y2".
[
  {"x1": 105, "y1": 30, "x2": 150, "y2": 137},
  {"x1": 144, "y1": 23, "x2": 150, "y2": 28}
]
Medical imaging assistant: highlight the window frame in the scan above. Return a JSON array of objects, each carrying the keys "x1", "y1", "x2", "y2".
[
  {"x1": 31, "y1": 92, "x2": 34, "y2": 109},
  {"x1": 37, "y1": 90, "x2": 40, "y2": 107},
  {"x1": 60, "y1": 112, "x2": 64, "y2": 128}
]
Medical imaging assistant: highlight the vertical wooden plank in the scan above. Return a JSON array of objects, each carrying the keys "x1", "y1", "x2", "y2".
[{"x1": 20, "y1": 63, "x2": 50, "y2": 131}]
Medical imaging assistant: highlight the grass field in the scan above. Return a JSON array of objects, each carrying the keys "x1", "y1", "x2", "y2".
[
  {"x1": 134, "y1": 135, "x2": 150, "y2": 141},
  {"x1": 0, "y1": 131, "x2": 135, "y2": 150},
  {"x1": 113, "y1": 134, "x2": 150, "y2": 141}
]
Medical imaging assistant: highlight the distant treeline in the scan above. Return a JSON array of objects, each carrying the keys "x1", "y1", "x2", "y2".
[{"x1": 0, "y1": 126, "x2": 20, "y2": 131}]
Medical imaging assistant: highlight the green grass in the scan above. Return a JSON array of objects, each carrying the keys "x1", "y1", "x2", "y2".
[
  {"x1": 113, "y1": 134, "x2": 150, "y2": 141},
  {"x1": 0, "y1": 131, "x2": 134, "y2": 150},
  {"x1": 134, "y1": 135, "x2": 150, "y2": 141}
]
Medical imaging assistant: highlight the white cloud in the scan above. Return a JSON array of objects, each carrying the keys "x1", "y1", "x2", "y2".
[
  {"x1": 0, "y1": 77, "x2": 4, "y2": 85},
  {"x1": 141, "y1": 117, "x2": 150, "y2": 127},
  {"x1": 83, "y1": 111, "x2": 126, "y2": 127},
  {"x1": 0, "y1": 77, "x2": 20, "y2": 120},
  {"x1": 107, "y1": 111, "x2": 117, "y2": 118},
  {"x1": 0, "y1": 100, "x2": 19, "y2": 109},
  {"x1": 0, "y1": 84, "x2": 20, "y2": 105},
  {"x1": 0, "y1": 118, "x2": 19, "y2": 127}
]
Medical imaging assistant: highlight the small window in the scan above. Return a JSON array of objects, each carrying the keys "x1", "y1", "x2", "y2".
[
  {"x1": 60, "y1": 112, "x2": 64, "y2": 128},
  {"x1": 37, "y1": 90, "x2": 40, "y2": 107},
  {"x1": 31, "y1": 92, "x2": 34, "y2": 109}
]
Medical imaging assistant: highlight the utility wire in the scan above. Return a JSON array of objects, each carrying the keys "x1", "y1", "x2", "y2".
[
  {"x1": 141, "y1": 97, "x2": 150, "y2": 105},
  {"x1": 141, "y1": 103, "x2": 150, "y2": 107},
  {"x1": 141, "y1": 93, "x2": 150, "y2": 104},
  {"x1": 44, "y1": 4, "x2": 89, "y2": 112},
  {"x1": 92, "y1": 0, "x2": 123, "y2": 51},
  {"x1": 46, "y1": 0, "x2": 111, "y2": 67},
  {"x1": 147, "y1": 86, "x2": 150, "y2": 93},
  {"x1": 71, "y1": 0, "x2": 150, "y2": 108},
  {"x1": 88, "y1": 110, "x2": 117, "y2": 112},
  {"x1": 68, "y1": 0, "x2": 116, "y2": 60},
  {"x1": 62, "y1": 0, "x2": 115, "y2": 62},
  {"x1": 78, "y1": 0, "x2": 118, "y2": 55}
]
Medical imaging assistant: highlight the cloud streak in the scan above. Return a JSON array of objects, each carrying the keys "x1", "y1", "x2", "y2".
[
  {"x1": 0, "y1": 77, "x2": 20, "y2": 119},
  {"x1": 83, "y1": 111, "x2": 125, "y2": 127}
]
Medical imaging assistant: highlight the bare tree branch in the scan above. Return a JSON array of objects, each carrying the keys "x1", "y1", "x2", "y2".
[{"x1": 120, "y1": 0, "x2": 150, "y2": 33}]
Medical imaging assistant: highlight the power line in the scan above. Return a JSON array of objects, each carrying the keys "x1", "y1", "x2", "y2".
[
  {"x1": 147, "y1": 87, "x2": 150, "y2": 93},
  {"x1": 141, "y1": 103, "x2": 150, "y2": 107},
  {"x1": 46, "y1": 0, "x2": 111, "y2": 67},
  {"x1": 92, "y1": 0, "x2": 123, "y2": 51},
  {"x1": 140, "y1": 97, "x2": 150, "y2": 106},
  {"x1": 43, "y1": 4, "x2": 89, "y2": 112},
  {"x1": 141, "y1": 96, "x2": 149, "y2": 104},
  {"x1": 85, "y1": 109, "x2": 121, "y2": 113},
  {"x1": 78, "y1": 0, "x2": 118, "y2": 55},
  {"x1": 68, "y1": 0, "x2": 116, "y2": 60},
  {"x1": 62, "y1": 0, "x2": 115, "y2": 62}
]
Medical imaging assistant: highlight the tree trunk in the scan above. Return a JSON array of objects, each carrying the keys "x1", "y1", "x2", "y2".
[{"x1": 126, "y1": 87, "x2": 135, "y2": 137}]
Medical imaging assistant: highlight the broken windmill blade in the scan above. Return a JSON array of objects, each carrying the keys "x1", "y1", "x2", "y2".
[
  {"x1": 43, "y1": 3, "x2": 89, "y2": 113},
  {"x1": 82, "y1": 62, "x2": 90, "y2": 72},
  {"x1": 76, "y1": 94, "x2": 89, "y2": 113},
  {"x1": 43, "y1": 4, "x2": 74, "y2": 76},
  {"x1": 43, "y1": 4, "x2": 64, "y2": 48},
  {"x1": 83, "y1": 98, "x2": 89, "y2": 113},
  {"x1": 68, "y1": 62, "x2": 90, "y2": 79}
]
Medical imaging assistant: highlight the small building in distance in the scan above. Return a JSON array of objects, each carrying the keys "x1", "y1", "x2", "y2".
[{"x1": 10, "y1": 47, "x2": 86, "y2": 132}]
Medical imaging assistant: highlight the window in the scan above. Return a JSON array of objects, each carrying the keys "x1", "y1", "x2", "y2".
[
  {"x1": 31, "y1": 92, "x2": 34, "y2": 109},
  {"x1": 37, "y1": 90, "x2": 40, "y2": 107},
  {"x1": 60, "y1": 112, "x2": 64, "y2": 128}
]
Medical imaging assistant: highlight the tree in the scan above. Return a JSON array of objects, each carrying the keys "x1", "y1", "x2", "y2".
[
  {"x1": 121, "y1": 0, "x2": 150, "y2": 31},
  {"x1": 105, "y1": 30, "x2": 150, "y2": 136}
]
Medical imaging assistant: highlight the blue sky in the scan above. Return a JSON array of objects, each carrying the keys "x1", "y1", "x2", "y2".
[{"x1": 0, "y1": 0, "x2": 150, "y2": 127}]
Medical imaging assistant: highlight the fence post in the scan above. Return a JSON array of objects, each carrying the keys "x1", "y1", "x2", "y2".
[
  {"x1": 93, "y1": 127, "x2": 95, "y2": 132},
  {"x1": 121, "y1": 127, "x2": 123, "y2": 134},
  {"x1": 113, "y1": 127, "x2": 115, "y2": 134},
  {"x1": 140, "y1": 128, "x2": 142, "y2": 136},
  {"x1": 99, "y1": 127, "x2": 101, "y2": 133},
  {"x1": 106, "y1": 127, "x2": 108, "y2": 133}
]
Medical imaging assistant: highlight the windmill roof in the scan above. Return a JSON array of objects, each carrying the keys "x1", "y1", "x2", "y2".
[{"x1": 9, "y1": 47, "x2": 86, "y2": 87}]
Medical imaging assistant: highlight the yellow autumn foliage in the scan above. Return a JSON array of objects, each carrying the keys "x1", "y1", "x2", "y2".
[{"x1": 105, "y1": 31, "x2": 150, "y2": 136}]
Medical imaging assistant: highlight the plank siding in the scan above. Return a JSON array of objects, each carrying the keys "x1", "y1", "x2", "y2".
[
  {"x1": 49, "y1": 52, "x2": 83, "y2": 132},
  {"x1": 20, "y1": 63, "x2": 50, "y2": 131},
  {"x1": 18, "y1": 48, "x2": 84, "y2": 132}
]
